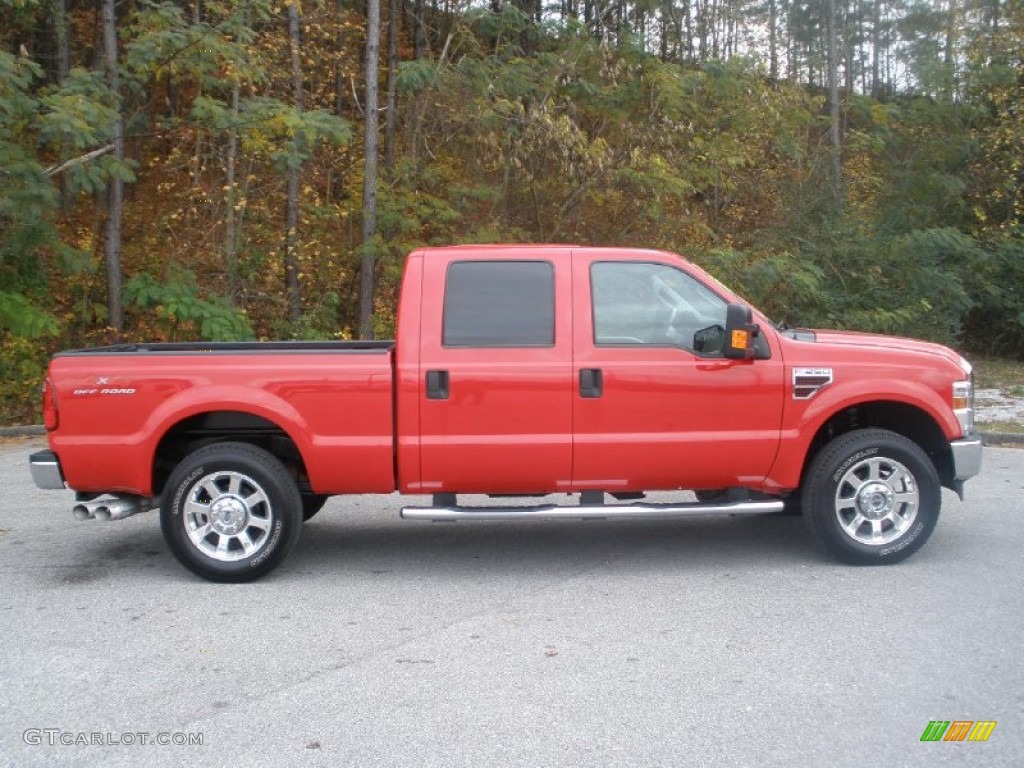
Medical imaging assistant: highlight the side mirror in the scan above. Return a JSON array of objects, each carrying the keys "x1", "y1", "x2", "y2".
[
  {"x1": 723, "y1": 303, "x2": 758, "y2": 360},
  {"x1": 693, "y1": 324, "x2": 726, "y2": 355}
]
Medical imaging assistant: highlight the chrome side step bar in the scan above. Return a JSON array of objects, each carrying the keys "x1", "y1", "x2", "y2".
[{"x1": 400, "y1": 499, "x2": 784, "y2": 522}]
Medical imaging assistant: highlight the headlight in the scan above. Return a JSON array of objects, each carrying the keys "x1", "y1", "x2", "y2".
[{"x1": 952, "y1": 377, "x2": 974, "y2": 435}]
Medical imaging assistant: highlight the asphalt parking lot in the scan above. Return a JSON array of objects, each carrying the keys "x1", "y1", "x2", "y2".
[{"x1": 1, "y1": 436, "x2": 1021, "y2": 767}]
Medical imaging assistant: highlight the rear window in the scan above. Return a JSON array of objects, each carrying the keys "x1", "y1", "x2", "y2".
[{"x1": 443, "y1": 261, "x2": 555, "y2": 347}]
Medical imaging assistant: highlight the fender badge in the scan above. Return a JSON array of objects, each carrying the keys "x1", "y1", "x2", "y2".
[{"x1": 793, "y1": 368, "x2": 833, "y2": 399}]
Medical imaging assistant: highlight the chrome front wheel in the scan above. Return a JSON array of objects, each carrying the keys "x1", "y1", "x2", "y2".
[
  {"x1": 833, "y1": 455, "x2": 919, "y2": 546},
  {"x1": 803, "y1": 429, "x2": 941, "y2": 564}
]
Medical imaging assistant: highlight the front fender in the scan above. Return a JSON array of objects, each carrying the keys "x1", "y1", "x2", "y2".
[{"x1": 765, "y1": 378, "x2": 959, "y2": 492}]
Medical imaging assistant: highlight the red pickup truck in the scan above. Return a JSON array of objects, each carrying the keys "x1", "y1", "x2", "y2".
[{"x1": 30, "y1": 245, "x2": 982, "y2": 581}]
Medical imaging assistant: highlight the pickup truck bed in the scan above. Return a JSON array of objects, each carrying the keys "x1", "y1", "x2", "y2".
[{"x1": 46, "y1": 341, "x2": 397, "y2": 496}]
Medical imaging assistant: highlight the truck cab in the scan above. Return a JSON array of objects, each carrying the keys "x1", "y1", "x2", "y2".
[{"x1": 397, "y1": 247, "x2": 786, "y2": 495}]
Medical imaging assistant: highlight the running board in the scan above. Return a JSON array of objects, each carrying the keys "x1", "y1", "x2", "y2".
[{"x1": 399, "y1": 499, "x2": 784, "y2": 522}]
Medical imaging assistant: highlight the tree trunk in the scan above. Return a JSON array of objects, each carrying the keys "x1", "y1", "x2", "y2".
[
  {"x1": 684, "y1": 0, "x2": 693, "y2": 60},
  {"x1": 858, "y1": 0, "x2": 867, "y2": 92},
  {"x1": 359, "y1": 0, "x2": 381, "y2": 339},
  {"x1": 336, "y1": 0, "x2": 346, "y2": 117},
  {"x1": 54, "y1": 0, "x2": 71, "y2": 82},
  {"x1": 413, "y1": 0, "x2": 425, "y2": 59},
  {"x1": 101, "y1": 0, "x2": 124, "y2": 333},
  {"x1": 871, "y1": 0, "x2": 880, "y2": 96},
  {"x1": 54, "y1": 0, "x2": 74, "y2": 209},
  {"x1": 784, "y1": 0, "x2": 794, "y2": 79},
  {"x1": 826, "y1": 0, "x2": 842, "y2": 206},
  {"x1": 944, "y1": 0, "x2": 957, "y2": 98},
  {"x1": 285, "y1": 2, "x2": 304, "y2": 324},
  {"x1": 385, "y1": 0, "x2": 399, "y2": 171},
  {"x1": 696, "y1": 0, "x2": 708, "y2": 60},
  {"x1": 225, "y1": 78, "x2": 240, "y2": 304},
  {"x1": 843, "y1": 0, "x2": 854, "y2": 96},
  {"x1": 326, "y1": 0, "x2": 346, "y2": 207}
]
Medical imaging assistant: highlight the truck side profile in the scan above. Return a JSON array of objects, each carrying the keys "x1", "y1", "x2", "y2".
[{"x1": 30, "y1": 246, "x2": 983, "y2": 581}]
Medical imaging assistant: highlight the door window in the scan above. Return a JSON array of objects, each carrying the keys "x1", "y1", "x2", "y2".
[
  {"x1": 590, "y1": 262, "x2": 729, "y2": 354},
  {"x1": 443, "y1": 261, "x2": 555, "y2": 347}
]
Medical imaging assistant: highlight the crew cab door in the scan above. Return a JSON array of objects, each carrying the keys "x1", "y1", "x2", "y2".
[
  {"x1": 417, "y1": 250, "x2": 573, "y2": 493},
  {"x1": 571, "y1": 252, "x2": 785, "y2": 491}
]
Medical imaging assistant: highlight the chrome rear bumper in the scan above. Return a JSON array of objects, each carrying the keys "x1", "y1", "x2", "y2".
[{"x1": 29, "y1": 450, "x2": 65, "y2": 490}]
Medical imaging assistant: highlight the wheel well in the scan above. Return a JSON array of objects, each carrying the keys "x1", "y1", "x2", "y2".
[
  {"x1": 802, "y1": 401, "x2": 955, "y2": 490},
  {"x1": 153, "y1": 411, "x2": 310, "y2": 498}
]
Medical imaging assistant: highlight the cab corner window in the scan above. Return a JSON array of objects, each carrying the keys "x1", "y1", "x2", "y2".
[
  {"x1": 590, "y1": 261, "x2": 728, "y2": 354},
  {"x1": 443, "y1": 260, "x2": 555, "y2": 347}
]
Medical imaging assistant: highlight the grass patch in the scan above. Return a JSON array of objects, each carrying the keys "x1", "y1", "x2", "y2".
[
  {"x1": 976, "y1": 420, "x2": 1024, "y2": 434},
  {"x1": 0, "y1": 435, "x2": 45, "y2": 447}
]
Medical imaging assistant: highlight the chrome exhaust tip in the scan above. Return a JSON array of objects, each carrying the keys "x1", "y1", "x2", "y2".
[
  {"x1": 72, "y1": 504, "x2": 96, "y2": 521},
  {"x1": 72, "y1": 495, "x2": 152, "y2": 522},
  {"x1": 98, "y1": 499, "x2": 145, "y2": 521}
]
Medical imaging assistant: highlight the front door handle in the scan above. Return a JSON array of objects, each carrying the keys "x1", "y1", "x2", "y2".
[
  {"x1": 426, "y1": 370, "x2": 449, "y2": 400},
  {"x1": 579, "y1": 368, "x2": 603, "y2": 398}
]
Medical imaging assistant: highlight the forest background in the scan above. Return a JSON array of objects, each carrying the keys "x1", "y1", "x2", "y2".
[{"x1": 1, "y1": 0, "x2": 1021, "y2": 423}]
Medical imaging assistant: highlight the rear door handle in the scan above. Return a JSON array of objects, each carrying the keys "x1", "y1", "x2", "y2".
[
  {"x1": 426, "y1": 370, "x2": 449, "y2": 400},
  {"x1": 579, "y1": 368, "x2": 603, "y2": 398}
]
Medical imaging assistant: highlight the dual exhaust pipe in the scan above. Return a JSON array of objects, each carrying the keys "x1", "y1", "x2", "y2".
[{"x1": 73, "y1": 495, "x2": 152, "y2": 522}]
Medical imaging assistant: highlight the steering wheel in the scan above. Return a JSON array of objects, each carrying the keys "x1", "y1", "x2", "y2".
[{"x1": 650, "y1": 274, "x2": 699, "y2": 343}]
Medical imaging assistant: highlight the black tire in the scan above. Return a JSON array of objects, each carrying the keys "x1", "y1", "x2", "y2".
[
  {"x1": 301, "y1": 494, "x2": 329, "y2": 522},
  {"x1": 802, "y1": 429, "x2": 941, "y2": 564},
  {"x1": 160, "y1": 442, "x2": 303, "y2": 582},
  {"x1": 777, "y1": 493, "x2": 803, "y2": 516}
]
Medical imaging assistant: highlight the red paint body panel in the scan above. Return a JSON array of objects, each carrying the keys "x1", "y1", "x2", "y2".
[
  {"x1": 569, "y1": 249, "x2": 785, "y2": 490},
  {"x1": 48, "y1": 350, "x2": 395, "y2": 496},
  {"x1": 394, "y1": 253, "x2": 424, "y2": 492},
  {"x1": 44, "y1": 245, "x2": 971, "y2": 501},
  {"x1": 411, "y1": 247, "x2": 574, "y2": 493},
  {"x1": 763, "y1": 335, "x2": 966, "y2": 492}
]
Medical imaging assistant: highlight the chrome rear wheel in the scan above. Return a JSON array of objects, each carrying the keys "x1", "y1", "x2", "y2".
[
  {"x1": 161, "y1": 442, "x2": 303, "y2": 582},
  {"x1": 184, "y1": 470, "x2": 275, "y2": 561}
]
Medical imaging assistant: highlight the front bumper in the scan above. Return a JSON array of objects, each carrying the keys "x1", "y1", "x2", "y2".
[
  {"x1": 29, "y1": 450, "x2": 66, "y2": 490},
  {"x1": 951, "y1": 436, "x2": 983, "y2": 481},
  {"x1": 949, "y1": 435, "x2": 983, "y2": 499}
]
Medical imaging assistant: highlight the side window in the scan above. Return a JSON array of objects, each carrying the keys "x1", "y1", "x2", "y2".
[
  {"x1": 443, "y1": 260, "x2": 555, "y2": 347},
  {"x1": 591, "y1": 262, "x2": 728, "y2": 354}
]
